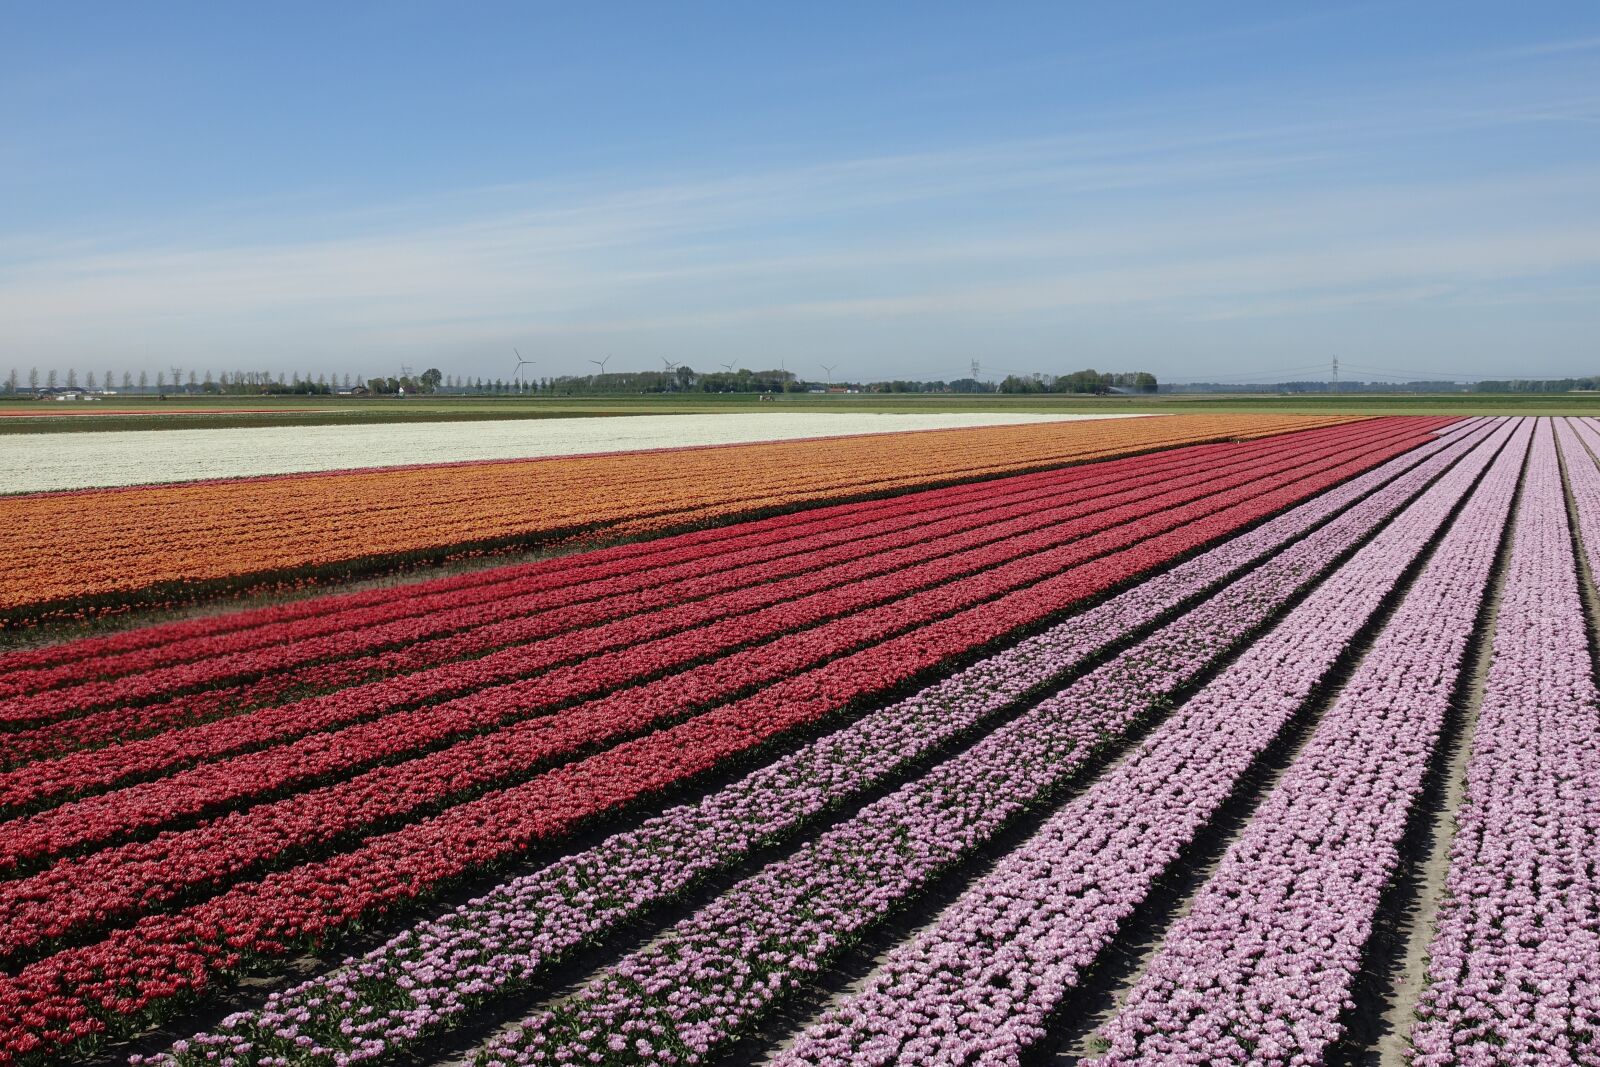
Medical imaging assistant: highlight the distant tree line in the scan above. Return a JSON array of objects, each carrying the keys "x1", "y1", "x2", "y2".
[
  {"x1": 1, "y1": 367, "x2": 447, "y2": 396},
  {"x1": 10, "y1": 366, "x2": 1599, "y2": 399},
  {"x1": 1472, "y1": 377, "x2": 1600, "y2": 393},
  {"x1": 539, "y1": 368, "x2": 804, "y2": 395},
  {"x1": 1159, "y1": 378, "x2": 1600, "y2": 394},
  {"x1": 1160, "y1": 380, "x2": 1465, "y2": 394},
  {"x1": 3, "y1": 363, "x2": 1175, "y2": 399},
  {"x1": 997, "y1": 370, "x2": 1159, "y2": 395},
  {"x1": 864, "y1": 378, "x2": 993, "y2": 393}
]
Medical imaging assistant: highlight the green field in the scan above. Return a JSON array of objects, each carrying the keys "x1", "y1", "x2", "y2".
[{"x1": 2, "y1": 390, "x2": 1598, "y2": 433}]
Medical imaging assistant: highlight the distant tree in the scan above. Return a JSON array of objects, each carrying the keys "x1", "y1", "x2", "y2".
[
  {"x1": 47, "y1": 369, "x2": 58, "y2": 389},
  {"x1": 5, "y1": 369, "x2": 17, "y2": 393},
  {"x1": 420, "y1": 368, "x2": 442, "y2": 392},
  {"x1": 66, "y1": 368, "x2": 78, "y2": 388},
  {"x1": 29, "y1": 368, "x2": 39, "y2": 390},
  {"x1": 123, "y1": 371, "x2": 133, "y2": 390},
  {"x1": 156, "y1": 371, "x2": 166, "y2": 391},
  {"x1": 138, "y1": 371, "x2": 148, "y2": 391},
  {"x1": 104, "y1": 369, "x2": 115, "y2": 391},
  {"x1": 343, "y1": 373, "x2": 352, "y2": 389},
  {"x1": 85, "y1": 371, "x2": 97, "y2": 389},
  {"x1": 1057, "y1": 368, "x2": 1108, "y2": 394},
  {"x1": 676, "y1": 365, "x2": 695, "y2": 389}
]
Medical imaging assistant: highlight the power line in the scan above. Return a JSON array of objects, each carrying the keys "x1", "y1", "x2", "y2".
[
  {"x1": 1339, "y1": 361, "x2": 1499, "y2": 382},
  {"x1": 1171, "y1": 363, "x2": 1330, "y2": 384}
]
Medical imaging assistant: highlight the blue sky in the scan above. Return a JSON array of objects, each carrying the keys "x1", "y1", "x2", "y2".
[{"x1": 2, "y1": 2, "x2": 1597, "y2": 383}]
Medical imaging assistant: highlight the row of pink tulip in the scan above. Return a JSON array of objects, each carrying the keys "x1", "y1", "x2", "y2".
[
  {"x1": 1410, "y1": 418, "x2": 1600, "y2": 1065},
  {"x1": 474, "y1": 424, "x2": 1510, "y2": 1067},
  {"x1": 772, "y1": 419, "x2": 1522, "y2": 1067},
  {"x1": 1086, "y1": 417, "x2": 1529, "y2": 1064}
]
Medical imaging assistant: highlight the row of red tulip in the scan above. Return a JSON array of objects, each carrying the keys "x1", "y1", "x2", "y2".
[
  {"x1": 5, "y1": 430, "x2": 1396, "y2": 879},
  {"x1": 0, "y1": 434, "x2": 1275, "y2": 706},
  {"x1": 0, "y1": 426, "x2": 1328, "y2": 802},
  {"x1": 9, "y1": 416, "x2": 1341, "y2": 696},
  {"x1": 0, "y1": 447, "x2": 1045, "y2": 676},
  {"x1": 0, "y1": 421, "x2": 1436, "y2": 965},
  {"x1": 0, "y1": 425, "x2": 1409, "y2": 855}
]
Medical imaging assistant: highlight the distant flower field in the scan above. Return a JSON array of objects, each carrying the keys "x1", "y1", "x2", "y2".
[
  {"x1": 1, "y1": 413, "x2": 1595, "y2": 1067},
  {"x1": 0, "y1": 411, "x2": 1154, "y2": 492},
  {"x1": 0, "y1": 413, "x2": 1335, "y2": 623}
]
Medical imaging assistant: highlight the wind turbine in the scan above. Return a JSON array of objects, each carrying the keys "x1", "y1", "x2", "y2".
[
  {"x1": 588, "y1": 355, "x2": 611, "y2": 382},
  {"x1": 662, "y1": 357, "x2": 679, "y2": 392},
  {"x1": 721, "y1": 360, "x2": 738, "y2": 374},
  {"x1": 820, "y1": 362, "x2": 837, "y2": 385},
  {"x1": 511, "y1": 348, "x2": 535, "y2": 386}
]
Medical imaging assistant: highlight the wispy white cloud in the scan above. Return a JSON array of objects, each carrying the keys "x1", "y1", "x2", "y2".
[
  {"x1": 1505, "y1": 35, "x2": 1600, "y2": 57},
  {"x1": 3, "y1": 72, "x2": 1598, "y2": 378}
]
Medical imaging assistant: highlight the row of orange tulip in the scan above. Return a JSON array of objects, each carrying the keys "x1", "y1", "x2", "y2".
[{"x1": 0, "y1": 415, "x2": 1356, "y2": 619}]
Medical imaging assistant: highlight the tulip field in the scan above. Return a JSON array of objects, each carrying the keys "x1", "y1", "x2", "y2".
[
  {"x1": 2, "y1": 413, "x2": 1598, "y2": 1066},
  {"x1": 0, "y1": 413, "x2": 1333, "y2": 624}
]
